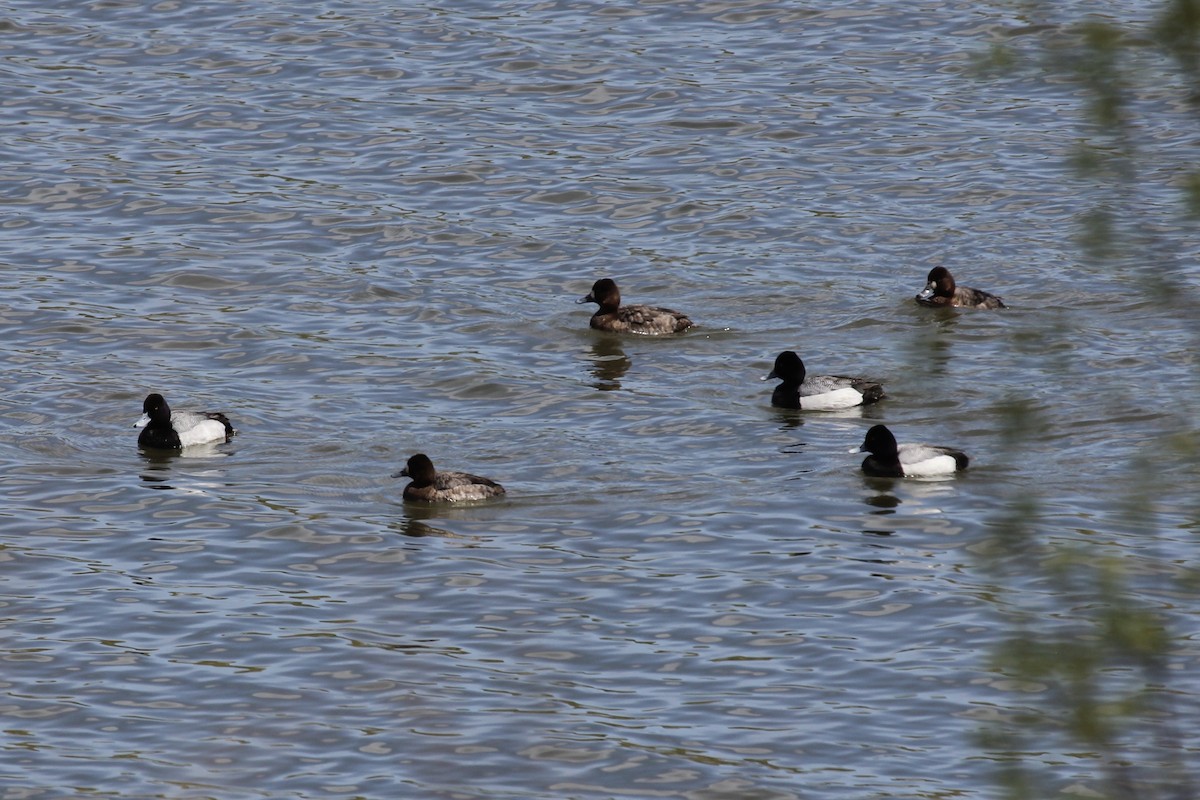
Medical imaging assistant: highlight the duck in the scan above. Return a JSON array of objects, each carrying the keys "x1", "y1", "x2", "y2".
[
  {"x1": 916, "y1": 266, "x2": 1006, "y2": 309},
  {"x1": 576, "y1": 278, "x2": 693, "y2": 335},
  {"x1": 392, "y1": 453, "x2": 506, "y2": 503},
  {"x1": 762, "y1": 350, "x2": 884, "y2": 410},
  {"x1": 135, "y1": 393, "x2": 234, "y2": 449},
  {"x1": 854, "y1": 424, "x2": 969, "y2": 478}
]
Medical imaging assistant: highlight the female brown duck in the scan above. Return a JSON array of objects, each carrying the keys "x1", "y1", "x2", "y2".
[
  {"x1": 393, "y1": 454, "x2": 506, "y2": 503},
  {"x1": 916, "y1": 267, "x2": 1006, "y2": 309},
  {"x1": 577, "y1": 278, "x2": 693, "y2": 335}
]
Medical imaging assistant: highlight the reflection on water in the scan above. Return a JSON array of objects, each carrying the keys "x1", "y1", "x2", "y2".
[
  {"x1": 392, "y1": 497, "x2": 507, "y2": 539},
  {"x1": 772, "y1": 407, "x2": 806, "y2": 429},
  {"x1": 772, "y1": 402, "x2": 870, "y2": 431},
  {"x1": 914, "y1": 319, "x2": 958, "y2": 374},
  {"x1": 864, "y1": 489, "x2": 902, "y2": 510},
  {"x1": 388, "y1": 516, "x2": 452, "y2": 538},
  {"x1": 862, "y1": 486, "x2": 900, "y2": 535},
  {"x1": 137, "y1": 444, "x2": 234, "y2": 489},
  {"x1": 585, "y1": 336, "x2": 631, "y2": 390}
]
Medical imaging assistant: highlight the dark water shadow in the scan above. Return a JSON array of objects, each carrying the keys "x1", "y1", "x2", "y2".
[
  {"x1": 585, "y1": 336, "x2": 631, "y2": 390},
  {"x1": 389, "y1": 498, "x2": 508, "y2": 539},
  {"x1": 137, "y1": 443, "x2": 233, "y2": 488},
  {"x1": 860, "y1": 479, "x2": 901, "y2": 536},
  {"x1": 769, "y1": 402, "x2": 811, "y2": 431},
  {"x1": 388, "y1": 516, "x2": 453, "y2": 538}
]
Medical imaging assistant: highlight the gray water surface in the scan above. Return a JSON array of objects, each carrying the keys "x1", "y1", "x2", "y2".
[{"x1": 3, "y1": 2, "x2": 1198, "y2": 799}]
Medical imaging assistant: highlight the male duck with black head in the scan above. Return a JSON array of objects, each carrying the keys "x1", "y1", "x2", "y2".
[
  {"x1": 135, "y1": 393, "x2": 234, "y2": 450},
  {"x1": 916, "y1": 266, "x2": 1006, "y2": 309},
  {"x1": 855, "y1": 424, "x2": 969, "y2": 478},
  {"x1": 577, "y1": 278, "x2": 693, "y2": 335},
  {"x1": 393, "y1": 453, "x2": 506, "y2": 504},
  {"x1": 763, "y1": 350, "x2": 884, "y2": 411}
]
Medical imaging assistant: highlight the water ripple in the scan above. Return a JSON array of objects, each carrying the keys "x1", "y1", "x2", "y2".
[{"x1": 2, "y1": 1, "x2": 1198, "y2": 798}]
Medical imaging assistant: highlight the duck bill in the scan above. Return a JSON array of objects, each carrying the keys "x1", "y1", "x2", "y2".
[
  {"x1": 760, "y1": 370, "x2": 777, "y2": 382},
  {"x1": 916, "y1": 284, "x2": 936, "y2": 301},
  {"x1": 576, "y1": 293, "x2": 595, "y2": 304},
  {"x1": 133, "y1": 413, "x2": 151, "y2": 429}
]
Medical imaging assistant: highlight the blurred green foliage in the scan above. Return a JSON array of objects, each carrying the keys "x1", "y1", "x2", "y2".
[{"x1": 975, "y1": 6, "x2": 1200, "y2": 797}]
